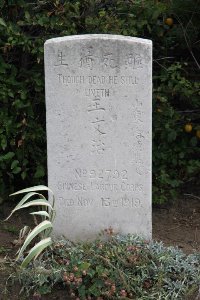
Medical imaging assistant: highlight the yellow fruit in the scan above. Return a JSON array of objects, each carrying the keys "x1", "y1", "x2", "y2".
[
  {"x1": 184, "y1": 124, "x2": 192, "y2": 133},
  {"x1": 196, "y1": 130, "x2": 200, "y2": 139},
  {"x1": 165, "y1": 17, "x2": 173, "y2": 26}
]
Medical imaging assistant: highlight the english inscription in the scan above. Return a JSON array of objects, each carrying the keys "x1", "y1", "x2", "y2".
[
  {"x1": 58, "y1": 74, "x2": 139, "y2": 86},
  {"x1": 57, "y1": 180, "x2": 144, "y2": 193}
]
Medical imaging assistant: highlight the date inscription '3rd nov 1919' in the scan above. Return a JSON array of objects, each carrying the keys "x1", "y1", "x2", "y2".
[{"x1": 58, "y1": 196, "x2": 142, "y2": 208}]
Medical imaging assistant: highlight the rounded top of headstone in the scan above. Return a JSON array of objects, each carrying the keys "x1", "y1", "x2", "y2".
[{"x1": 45, "y1": 34, "x2": 152, "y2": 46}]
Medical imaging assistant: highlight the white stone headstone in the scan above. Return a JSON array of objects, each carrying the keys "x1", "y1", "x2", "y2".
[{"x1": 45, "y1": 34, "x2": 152, "y2": 240}]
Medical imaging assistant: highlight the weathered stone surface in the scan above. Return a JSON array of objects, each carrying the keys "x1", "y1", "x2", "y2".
[{"x1": 44, "y1": 34, "x2": 152, "y2": 240}]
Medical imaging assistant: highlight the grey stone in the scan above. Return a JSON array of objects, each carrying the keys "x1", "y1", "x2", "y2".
[{"x1": 44, "y1": 34, "x2": 152, "y2": 240}]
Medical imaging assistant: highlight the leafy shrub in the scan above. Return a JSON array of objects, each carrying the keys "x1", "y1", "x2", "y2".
[
  {"x1": 0, "y1": 0, "x2": 199, "y2": 203},
  {"x1": 12, "y1": 234, "x2": 200, "y2": 299}
]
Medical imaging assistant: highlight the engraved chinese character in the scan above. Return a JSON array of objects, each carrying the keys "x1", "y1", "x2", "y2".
[
  {"x1": 132, "y1": 98, "x2": 144, "y2": 123},
  {"x1": 55, "y1": 50, "x2": 68, "y2": 66},
  {"x1": 133, "y1": 152, "x2": 143, "y2": 164},
  {"x1": 135, "y1": 98, "x2": 142, "y2": 106},
  {"x1": 136, "y1": 166, "x2": 143, "y2": 175},
  {"x1": 91, "y1": 138, "x2": 105, "y2": 154},
  {"x1": 91, "y1": 116, "x2": 105, "y2": 124},
  {"x1": 102, "y1": 53, "x2": 117, "y2": 69},
  {"x1": 91, "y1": 116, "x2": 106, "y2": 135},
  {"x1": 80, "y1": 49, "x2": 95, "y2": 70},
  {"x1": 94, "y1": 124, "x2": 106, "y2": 135},
  {"x1": 87, "y1": 98, "x2": 105, "y2": 112},
  {"x1": 136, "y1": 131, "x2": 145, "y2": 145},
  {"x1": 132, "y1": 107, "x2": 144, "y2": 123},
  {"x1": 125, "y1": 53, "x2": 143, "y2": 69}
]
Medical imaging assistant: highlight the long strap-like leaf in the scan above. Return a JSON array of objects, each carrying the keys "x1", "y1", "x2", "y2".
[
  {"x1": 20, "y1": 199, "x2": 53, "y2": 210},
  {"x1": 30, "y1": 211, "x2": 50, "y2": 218},
  {"x1": 5, "y1": 199, "x2": 52, "y2": 221},
  {"x1": 21, "y1": 237, "x2": 52, "y2": 268},
  {"x1": 5, "y1": 192, "x2": 46, "y2": 221},
  {"x1": 17, "y1": 220, "x2": 52, "y2": 260},
  {"x1": 10, "y1": 185, "x2": 54, "y2": 196}
]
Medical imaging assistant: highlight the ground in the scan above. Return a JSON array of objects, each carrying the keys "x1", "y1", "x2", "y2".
[{"x1": 0, "y1": 194, "x2": 199, "y2": 299}]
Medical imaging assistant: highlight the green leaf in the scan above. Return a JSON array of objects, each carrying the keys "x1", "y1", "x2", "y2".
[
  {"x1": 190, "y1": 137, "x2": 197, "y2": 147},
  {"x1": 8, "y1": 91, "x2": 14, "y2": 98},
  {"x1": 0, "y1": 17, "x2": 6, "y2": 27},
  {"x1": 12, "y1": 166, "x2": 21, "y2": 174},
  {"x1": 21, "y1": 171, "x2": 27, "y2": 180},
  {"x1": 167, "y1": 131, "x2": 176, "y2": 142},
  {"x1": 21, "y1": 237, "x2": 52, "y2": 268},
  {"x1": 89, "y1": 283, "x2": 101, "y2": 296},
  {"x1": 25, "y1": 11, "x2": 30, "y2": 21},
  {"x1": 1, "y1": 136, "x2": 7, "y2": 150},
  {"x1": 0, "y1": 152, "x2": 15, "y2": 161},
  {"x1": 34, "y1": 165, "x2": 45, "y2": 179},
  {"x1": 78, "y1": 285, "x2": 86, "y2": 298},
  {"x1": 17, "y1": 220, "x2": 52, "y2": 260},
  {"x1": 79, "y1": 262, "x2": 91, "y2": 271},
  {"x1": 11, "y1": 160, "x2": 19, "y2": 169},
  {"x1": 20, "y1": 91, "x2": 27, "y2": 100}
]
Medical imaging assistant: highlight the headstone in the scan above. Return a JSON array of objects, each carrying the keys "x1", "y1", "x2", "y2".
[{"x1": 44, "y1": 34, "x2": 152, "y2": 240}]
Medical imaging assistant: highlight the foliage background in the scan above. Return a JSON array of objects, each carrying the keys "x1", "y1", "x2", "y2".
[{"x1": 0, "y1": 0, "x2": 200, "y2": 204}]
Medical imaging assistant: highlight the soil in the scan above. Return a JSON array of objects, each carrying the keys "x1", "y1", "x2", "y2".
[{"x1": 0, "y1": 194, "x2": 200, "y2": 300}]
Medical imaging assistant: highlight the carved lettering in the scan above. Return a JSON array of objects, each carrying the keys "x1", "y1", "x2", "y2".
[
  {"x1": 120, "y1": 76, "x2": 138, "y2": 85},
  {"x1": 74, "y1": 168, "x2": 129, "y2": 180},
  {"x1": 77, "y1": 196, "x2": 93, "y2": 206},
  {"x1": 108, "y1": 76, "x2": 118, "y2": 84},
  {"x1": 58, "y1": 74, "x2": 85, "y2": 85},
  {"x1": 57, "y1": 74, "x2": 139, "y2": 87},
  {"x1": 88, "y1": 76, "x2": 106, "y2": 84},
  {"x1": 85, "y1": 88, "x2": 110, "y2": 97},
  {"x1": 101, "y1": 196, "x2": 142, "y2": 208},
  {"x1": 58, "y1": 181, "x2": 87, "y2": 191}
]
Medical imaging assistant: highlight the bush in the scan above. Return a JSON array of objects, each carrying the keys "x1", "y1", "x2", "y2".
[
  {"x1": 10, "y1": 234, "x2": 200, "y2": 299},
  {"x1": 0, "y1": 0, "x2": 199, "y2": 203}
]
